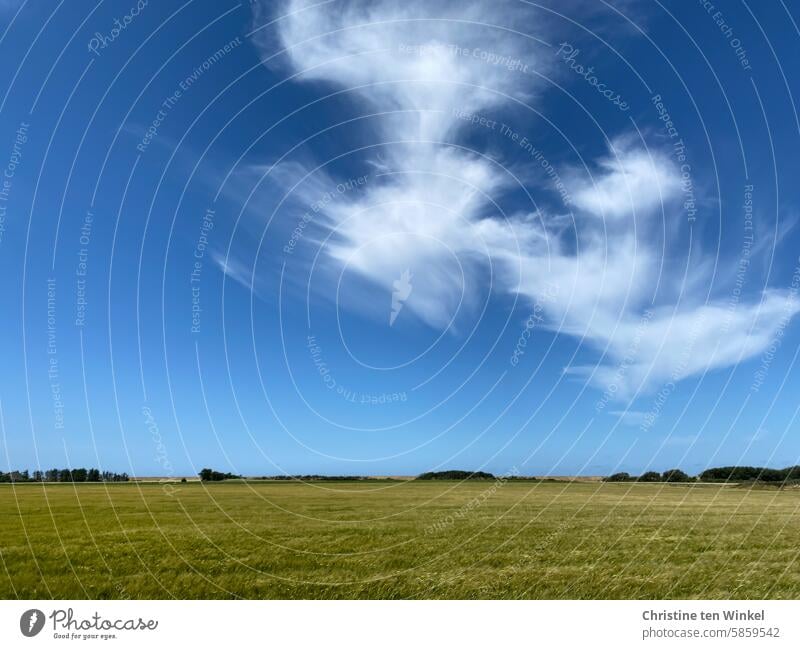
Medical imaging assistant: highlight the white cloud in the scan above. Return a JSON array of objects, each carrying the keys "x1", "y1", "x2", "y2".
[
  {"x1": 567, "y1": 291, "x2": 799, "y2": 397},
  {"x1": 570, "y1": 140, "x2": 683, "y2": 220},
  {"x1": 241, "y1": 0, "x2": 800, "y2": 397},
  {"x1": 210, "y1": 250, "x2": 252, "y2": 291}
]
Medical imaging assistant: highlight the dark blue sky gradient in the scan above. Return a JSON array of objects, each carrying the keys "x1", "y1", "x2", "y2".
[{"x1": 1, "y1": 0, "x2": 799, "y2": 477}]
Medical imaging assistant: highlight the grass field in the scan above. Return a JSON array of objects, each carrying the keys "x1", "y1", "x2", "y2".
[{"x1": 1, "y1": 480, "x2": 799, "y2": 599}]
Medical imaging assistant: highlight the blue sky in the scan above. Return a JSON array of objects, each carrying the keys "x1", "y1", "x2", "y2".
[{"x1": 1, "y1": 0, "x2": 800, "y2": 477}]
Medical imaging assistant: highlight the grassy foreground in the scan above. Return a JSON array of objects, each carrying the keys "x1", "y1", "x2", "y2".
[{"x1": 1, "y1": 480, "x2": 799, "y2": 599}]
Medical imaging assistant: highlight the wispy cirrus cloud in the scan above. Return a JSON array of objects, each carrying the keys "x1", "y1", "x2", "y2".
[{"x1": 234, "y1": 0, "x2": 799, "y2": 398}]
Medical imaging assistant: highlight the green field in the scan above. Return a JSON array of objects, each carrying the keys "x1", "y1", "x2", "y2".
[{"x1": 1, "y1": 480, "x2": 799, "y2": 599}]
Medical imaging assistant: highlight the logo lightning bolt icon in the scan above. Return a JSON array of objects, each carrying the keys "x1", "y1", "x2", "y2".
[
  {"x1": 20, "y1": 608, "x2": 45, "y2": 637},
  {"x1": 390, "y1": 269, "x2": 413, "y2": 326}
]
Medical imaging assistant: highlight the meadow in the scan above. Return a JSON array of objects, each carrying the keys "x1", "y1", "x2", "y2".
[{"x1": 1, "y1": 480, "x2": 799, "y2": 599}]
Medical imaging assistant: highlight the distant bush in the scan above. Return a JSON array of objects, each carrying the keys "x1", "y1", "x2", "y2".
[
  {"x1": 638, "y1": 471, "x2": 662, "y2": 482},
  {"x1": 198, "y1": 468, "x2": 240, "y2": 481},
  {"x1": 603, "y1": 472, "x2": 632, "y2": 482},
  {"x1": 416, "y1": 470, "x2": 495, "y2": 480},
  {"x1": 662, "y1": 469, "x2": 693, "y2": 482}
]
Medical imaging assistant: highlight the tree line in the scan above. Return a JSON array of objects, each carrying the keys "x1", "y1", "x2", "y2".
[
  {"x1": 198, "y1": 468, "x2": 240, "y2": 481},
  {"x1": 604, "y1": 465, "x2": 800, "y2": 483},
  {"x1": 604, "y1": 469, "x2": 692, "y2": 482},
  {"x1": 0, "y1": 468, "x2": 130, "y2": 483},
  {"x1": 417, "y1": 470, "x2": 496, "y2": 480},
  {"x1": 200, "y1": 471, "x2": 397, "y2": 481},
  {"x1": 698, "y1": 465, "x2": 800, "y2": 482},
  {"x1": 7, "y1": 465, "x2": 796, "y2": 484},
  {"x1": 199, "y1": 469, "x2": 499, "y2": 481}
]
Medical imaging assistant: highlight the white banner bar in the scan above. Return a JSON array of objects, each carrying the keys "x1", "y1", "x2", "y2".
[{"x1": 1, "y1": 600, "x2": 798, "y2": 648}]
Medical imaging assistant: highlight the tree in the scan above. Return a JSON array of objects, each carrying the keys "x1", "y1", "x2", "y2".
[
  {"x1": 87, "y1": 469, "x2": 101, "y2": 482},
  {"x1": 198, "y1": 468, "x2": 239, "y2": 481},
  {"x1": 662, "y1": 469, "x2": 691, "y2": 482},
  {"x1": 638, "y1": 471, "x2": 661, "y2": 482},
  {"x1": 604, "y1": 472, "x2": 631, "y2": 482},
  {"x1": 781, "y1": 465, "x2": 800, "y2": 481}
]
